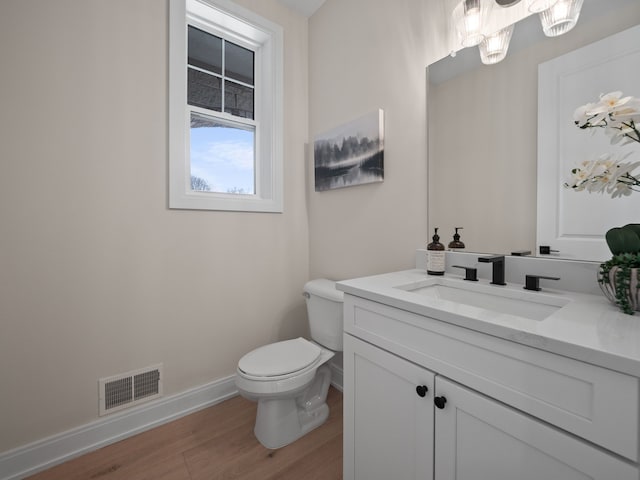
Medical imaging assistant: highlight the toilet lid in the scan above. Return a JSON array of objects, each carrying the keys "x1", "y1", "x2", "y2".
[{"x1": 238, "y1": 338, "x2": 321, "y2": 377}]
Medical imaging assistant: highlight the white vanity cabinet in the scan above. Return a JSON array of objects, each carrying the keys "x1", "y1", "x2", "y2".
[
  {"x1": 342, "y1": 293, "x2": 640, "y2": 480},
  {"x1": 343, "y1": 335, "x2": 434, "y2": 480},
  {"x1": 434, "y1": 376, "x2": 636, "y2": 480}
]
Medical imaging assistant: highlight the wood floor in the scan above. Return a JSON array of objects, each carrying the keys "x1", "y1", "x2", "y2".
[{"x1": 27, "y1": 387, "x2": 343, "y2": 480}]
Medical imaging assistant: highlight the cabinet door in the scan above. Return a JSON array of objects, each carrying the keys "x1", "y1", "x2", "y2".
[
  {"x1": 434, "y1": 377, "x2": 639, "y2": 480},
  {"x1": 344, "y1": 334, "x2": 434, "y2": 480}
]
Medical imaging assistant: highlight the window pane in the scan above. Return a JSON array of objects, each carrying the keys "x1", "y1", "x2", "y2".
[
  {"x1": 190, "y1": 112, "x2": 255, "y2": 195},
  {"x1": 225, "y1": 41, "x2": 254, "y2": 85},
  {"x1": 188, "y1": 68, "x2": 221, "y2": 111},
  {"x1": 188, "y1": 26, "x2": 222, "y2": 74},
  {"x1": 224, "y1": 81, "x2": 254, "y2": 119}
]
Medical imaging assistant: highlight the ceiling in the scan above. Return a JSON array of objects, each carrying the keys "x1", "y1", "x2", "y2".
[{"x1": 276, "y1": 0, "x2": 326, "y2": 17}]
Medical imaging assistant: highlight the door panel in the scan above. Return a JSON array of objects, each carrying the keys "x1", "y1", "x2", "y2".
[
  {"x1": 434, "y1": 377, "x2": 638, "y2": 480},
  {"x1": 344, "y1": 335, "x2": 434, "y2": 480}
]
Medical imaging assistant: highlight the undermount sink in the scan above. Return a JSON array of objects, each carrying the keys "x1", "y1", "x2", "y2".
[{"x1": 396, "y1": 278, "x2": 570, "y2": 321}]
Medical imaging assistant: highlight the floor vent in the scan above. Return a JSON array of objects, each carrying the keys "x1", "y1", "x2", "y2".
[{"x1": 99, "y1": 364, "x2": 163, "y2": 416}]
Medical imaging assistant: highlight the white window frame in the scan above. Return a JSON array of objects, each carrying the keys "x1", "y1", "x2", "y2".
[{"x1": 169, "y1": 0, "x2": 283, "y2": 212}]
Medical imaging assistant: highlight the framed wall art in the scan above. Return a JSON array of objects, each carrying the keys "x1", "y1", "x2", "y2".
[{"x1": 313, "y1": 109, "x2": 384, "y2": 191}]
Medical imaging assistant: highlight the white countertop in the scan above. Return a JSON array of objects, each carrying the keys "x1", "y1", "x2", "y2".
[{"x1": 337, "y1": 269, "x2": 640, "y2": 377}]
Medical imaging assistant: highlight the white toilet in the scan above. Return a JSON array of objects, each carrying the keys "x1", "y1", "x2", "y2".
[{"x1": 235, "y1": 279, "x2": 344, "y2": 449}]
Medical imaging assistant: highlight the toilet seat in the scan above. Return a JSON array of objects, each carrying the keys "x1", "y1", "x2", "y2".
[
  {"x1": 236, "y1": 338, "x2": 334, "y2": 397},
  {"x1": 238, "y1": 337, "x2": 321, "y2": 379}
]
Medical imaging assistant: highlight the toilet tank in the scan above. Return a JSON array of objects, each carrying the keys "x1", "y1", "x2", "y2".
[{"x1": 303, "y1": 279, "x2": 344, "y2": 351}]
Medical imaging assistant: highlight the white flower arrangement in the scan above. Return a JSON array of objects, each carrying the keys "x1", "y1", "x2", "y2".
[
  {"x1": 565, "y1": 91, "x2": 640, "y2": 197},
  {"x1": 565, "y1": 152, "x2": 640, "y2": 198}
]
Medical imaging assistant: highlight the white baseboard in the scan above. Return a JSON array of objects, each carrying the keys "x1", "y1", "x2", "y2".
[{"x1": 0, "y1": 375, "x2": 238, "y2": 480}]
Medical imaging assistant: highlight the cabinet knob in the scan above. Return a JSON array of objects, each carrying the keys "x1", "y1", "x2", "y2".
[
  {"x1": 434, "y1": 396, "x2": 447, "y2": 409},
  {"x1": 416, "y1": 385, "x2": 429, "y2": 397}
]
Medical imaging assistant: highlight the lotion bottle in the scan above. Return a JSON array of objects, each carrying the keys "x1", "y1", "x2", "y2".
[
  {"x1": 427, "y1": 228, "x2": 445, "y2": 276},
  {"x1": 448, "y1": 227, "x2": 465, "y2": 249}
]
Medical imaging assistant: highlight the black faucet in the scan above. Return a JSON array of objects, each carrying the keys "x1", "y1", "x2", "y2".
[
  {"x1": 524, "y1": 275, "x2": 560, "y2": 291},
  {"x1": 451, "y1": 265, "x2": 478, "y2": 281},
  {"x1": 478, "y1": 255, "x2": 506, "y2": 285}
]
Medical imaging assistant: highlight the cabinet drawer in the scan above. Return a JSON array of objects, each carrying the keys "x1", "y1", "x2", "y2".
[{"x1": 344, "y1": 295, "x2": 639, "y2": 461}]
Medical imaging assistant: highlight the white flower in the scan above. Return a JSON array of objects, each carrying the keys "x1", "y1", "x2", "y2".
[
  {"x1": 607, "y1": 123, "x2": 640, "y2": 145},
  {"x1": 568, "y1": 91, "x2": 640, "y2": 198},
  {"x1": 574, "y1": 91, "x2": 640, "y2": 138},
  {"x1": 573, "y1": 102, "x2": 597, "y2": 127},
  {"x1": 590, "y1": 92, "x2": 635, "y2": 120},
  {"x1": 597, "y1": 91, "x2": 633, "y2": 110},
  {"x1": 610, "y1": 182, "x2": 634, "y2": 198},
  {"x1": 564, "y1": 153, "x2": 640, "y2": 197},
  {"x1": 610, "y1": 98, "x2": 640, "y2": 122}
]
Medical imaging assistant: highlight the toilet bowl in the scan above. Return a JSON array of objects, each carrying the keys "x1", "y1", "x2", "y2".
[{"x1": 235, "y1": 279, "x2": 343, "y2": 449}]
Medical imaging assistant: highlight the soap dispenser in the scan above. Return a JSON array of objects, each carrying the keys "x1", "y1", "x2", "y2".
[
  {"x1": 448, "y1": 227, "x2": 465, "y2": 249},
  {"x1": 427, "y1": 228, "x2": 445, "y2": 276}
]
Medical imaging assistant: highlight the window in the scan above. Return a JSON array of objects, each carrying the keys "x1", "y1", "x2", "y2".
[{"x1": 169, "y1": 0, "x2": 283, "y2": 212}]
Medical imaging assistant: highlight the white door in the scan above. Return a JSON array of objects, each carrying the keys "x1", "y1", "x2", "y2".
[
  {"x1": 434, "y1": 377, "x2": 638, "y2": 480},
  {"x1": 343, "y1": 335, "x2": 435, "y2": 480},
  {"x1": 537, "y1": 24, "x2": 640, "y2": 262}
]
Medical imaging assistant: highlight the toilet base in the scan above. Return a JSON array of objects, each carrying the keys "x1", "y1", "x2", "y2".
[{"x1": 254, "y1": 364, "x2": 332, "y2": 449}]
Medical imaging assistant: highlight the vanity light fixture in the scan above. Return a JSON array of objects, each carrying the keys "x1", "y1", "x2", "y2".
[
  {"x1": 539, "y1": 0, "x2": 584, "y2": 37},
  {"x1": 525, "y1": 0, "x2": 559, "y2": 13},
  {"x1": 451, "y1": 0, "x2": 582, "y2": 65},
  {"x1": 479, "y1": 24, "x2": 514, "y2": 65},
  {"x1": 453, "y1": 0, "x2": 487, "y2": 48}
]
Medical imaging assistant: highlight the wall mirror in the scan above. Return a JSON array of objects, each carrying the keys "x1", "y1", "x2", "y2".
[{"x1": 427, "y1": 0, "x2": 640, "y2": 262}]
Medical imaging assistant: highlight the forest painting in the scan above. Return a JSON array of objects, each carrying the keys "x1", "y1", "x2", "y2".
[{"x1": 313, "y1": 109, "x2": 384, "y2": 191}]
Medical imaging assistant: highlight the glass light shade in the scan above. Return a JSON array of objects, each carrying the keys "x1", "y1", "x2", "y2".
[
  {"x1": 539, "y1": 0, "x2": 584, "y2": 37},
  {"x1": 453, "y1": 0, "x2": 486, "y2": 48},
  {"x1": 479, "y1": 25, "x2": 514, "y2": 65},
  {"x1": 525, "y1": 0, "x2": 559, "y2": 13}
]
